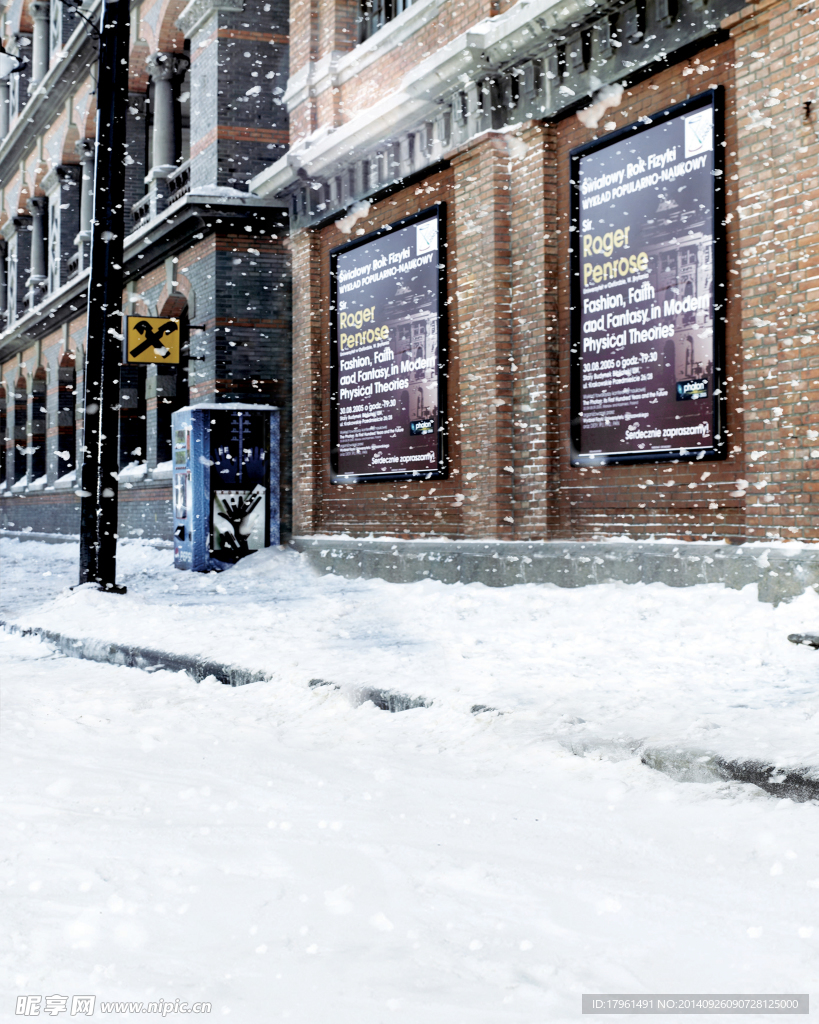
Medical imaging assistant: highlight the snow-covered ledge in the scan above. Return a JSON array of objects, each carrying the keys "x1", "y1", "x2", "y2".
[
  {"x1": 283, "y1": 0, "x2": 442, "y2": 112},
  {"x1": 251, "y1": 0, "x2": 592, "y2": 197},
  {"x1": 118, "y1": 462, "x2": 149, "y2": 489},
  {"x1": 290, "y1": 535, "x2": 819, "y2": 606}
]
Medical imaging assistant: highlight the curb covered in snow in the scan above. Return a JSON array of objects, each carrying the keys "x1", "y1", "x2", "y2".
[
  {"x1": 3, "y1": 619, "x2": 818, "y2": 801},
  {"x1": 638, "y1": 747, "x2": 819, "y2": 803},
  {"x1": 0, "y1": 620, "x2": 430, "y2": 709},
  {"x1": 7, "y1": 530, "x2": 819, "y2": 606},
  {"x1": 788, "y1": 632, "x2": 819, "y2": 649},
  {"x1": 0, "y1": 619, "x2": 267, "y2": 688},
  {"x1": 308, "y1": 677, "x2": 430, "y2": 712}
]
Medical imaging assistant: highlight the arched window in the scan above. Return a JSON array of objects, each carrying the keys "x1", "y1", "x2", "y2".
[
  {"x1": 684, "y1": 335, "x2": 695, "y2": 377},
  {"x1": 0, "y1": 383, "x2": 6, "y2": 487},
  {"x1": 13, "y1": 375, "x2": 26, "y2": 483},
  {"x1": 57, "y1": 350, "x2": 76, "y2": 476},
  {"x1": 119, "y1": 364, "x2": 147, "y2": 472},
  {"x1": 682, "y1": 279, "x2": 695, "y2": 326},
  {"x1": 30, "y1": 367, "x2": 46, "y2": 483}
]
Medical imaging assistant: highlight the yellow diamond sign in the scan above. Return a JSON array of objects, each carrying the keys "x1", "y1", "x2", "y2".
[{"x1": 125, "y1": 316, "x2": 181, "y2": 364}]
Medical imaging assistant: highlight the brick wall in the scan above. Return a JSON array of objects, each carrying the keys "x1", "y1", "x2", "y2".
[
  {"x1": 451, "y1": 135, "x2": 515, "y2": 539},
  {"x1": 188, "y1": 0, "x2": 290, "y2": 191},
  {"x1": 0, "y1": 482, "x2": 173, "y2": 539},
  {"x1": 125, "y1": 93, "x2": 148, "y2": 214},
  {"x1": 510, "y1": 122, "x2": 559, "y2": 539},
  {"x1": 290, "y1": 226, "x2": 323, "y2": 534},
  {"x1": 1, "y1": 220, "x2": 292, "y2": 539},
  {"x1": 725, "y1": 0, "x2": 819, "y2": 541},
  {"x1": 291, "y1": 37, "x2": 784, "y2": 544}
]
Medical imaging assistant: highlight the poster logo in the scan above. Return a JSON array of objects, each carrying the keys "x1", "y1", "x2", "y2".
[
  {"x1": 212, "y1": 485, "x2": 266, "y2": 556},
  {"x1": 676, "y1": 378, "x2": 709, "y2": 401},
  {"x1": 416, "y1": 219, "x2": 438, "y2": 256},
  {"x1": 684, "y1": 108, "x2": 713, "y2": 158}
]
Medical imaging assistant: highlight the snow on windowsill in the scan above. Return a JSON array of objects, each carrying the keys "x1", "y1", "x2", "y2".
[
  {"x1": 152, "y1": 461, "x2": 173, "y2": 480},
  {"x1": 118, "y1": 462, "x2": 148, "y2": 483},
  {"x1": 53, "y1": 470, "x2": 77, "y2": 490},
  {"x1": 188, "y1": 185, "x2": 249, "y2": 199}
]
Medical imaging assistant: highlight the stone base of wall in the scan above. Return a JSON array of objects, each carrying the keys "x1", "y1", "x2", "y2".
[
  {"x1": 290, "y1": 536, "x2": 819, "y2": 606},
  {"x1": 0, "y1": 481, "x2": 173, "y2": 540}
]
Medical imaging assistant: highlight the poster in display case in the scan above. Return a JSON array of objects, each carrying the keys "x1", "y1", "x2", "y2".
[
  {"x1": 329, "y1": 205, "x2": 448, "y2": 482},
  {"x1": 570, "y1": 89, "x2": 726, "y2": 465}
]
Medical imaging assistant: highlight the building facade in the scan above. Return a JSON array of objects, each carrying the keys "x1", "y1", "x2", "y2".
[
  {"x1": 248, "y1": 0, "x2": 819, "y2": 555},
  {"x1": 0, "y1": 0, "x2": 292, "y2": 539},
  {"x1": 4, "y1": 0, "x2": 819, "y2": 574}
]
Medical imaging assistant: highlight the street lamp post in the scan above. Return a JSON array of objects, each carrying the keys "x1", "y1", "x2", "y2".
[{"x1": 77, "y1": 0, "x2": 130, "y2": 590}]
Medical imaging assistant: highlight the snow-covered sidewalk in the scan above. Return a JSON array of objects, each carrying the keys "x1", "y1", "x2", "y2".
[
  {"x1": 3, "y1": 536, "x2": 819, "y2": 771},
  {"x1": 4, "y1": 537, "x2": 819, "y2": 1020},
  {"x1": 3, "y1": 628, "x2": 819, "y2": 1022}
]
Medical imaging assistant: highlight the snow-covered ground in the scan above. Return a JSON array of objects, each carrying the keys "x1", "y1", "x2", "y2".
[
  {"x1": 3, "y1": 538, "x2": 819, "y2": 1021},
  {"x1": 3, "y1": 537, "x2": 819, "y2": 769}
]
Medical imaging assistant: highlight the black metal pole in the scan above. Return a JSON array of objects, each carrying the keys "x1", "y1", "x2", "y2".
[{"x1": 78, "y1": 0, "x2": 129, "y2": 590}]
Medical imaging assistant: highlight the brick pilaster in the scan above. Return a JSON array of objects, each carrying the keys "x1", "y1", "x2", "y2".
[
  {"x1": 508, "y1": 122, "x2": 559, "y2": 539},
  {"x1": 452, "y1": 133, "x2": 515, "y2": 538},
  {"x1": 291, "y1": 227, "x2": 324, "y2": 534},
  {"x1": 727, "y1": 0, "x2": 819, "y2": 541},
  {"x1": 184, "y1": 0, "x2": 290, "y2": 191}
]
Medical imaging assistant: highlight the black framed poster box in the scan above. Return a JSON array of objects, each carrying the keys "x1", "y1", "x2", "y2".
[
  {"x1": 569, "y1": 89, "x2": 727, "y2": 466},
  {"x1": 329, "y1": 204, "x2": 448, "y2": 483}
]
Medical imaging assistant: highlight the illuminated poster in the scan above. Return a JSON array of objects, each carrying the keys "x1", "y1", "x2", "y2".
[
  {"x1": 330, "y1": 206, "x2": 447, "y2": 481},
  {"x1": 570, "y1": 90, "x2": 726, "y2": 465}
]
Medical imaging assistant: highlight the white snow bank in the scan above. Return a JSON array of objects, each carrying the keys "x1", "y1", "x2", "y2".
[{"x1": 3, "y1": 538, "x2": 819, "y2": 770}]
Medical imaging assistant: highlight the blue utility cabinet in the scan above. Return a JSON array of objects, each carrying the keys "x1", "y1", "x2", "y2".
[{"x1": 171, "y1": 403, "x2": 280, "y2": 572}]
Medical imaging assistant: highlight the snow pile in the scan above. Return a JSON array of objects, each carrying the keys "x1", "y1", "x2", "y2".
[
  {"x1": 3, "y1": 537, "x2": 819, "y2": 769},
  {"x1": 577, "y1": 83, "x2": 625, "y2": 129}
]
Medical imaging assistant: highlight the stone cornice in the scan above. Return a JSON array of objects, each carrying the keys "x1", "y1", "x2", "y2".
[
  {"x1": 1, "y1": 215, "x2": 30, "y2": 242},
  {"x1": 251, "y1": 0, "x2": 746, "y2": 227},
  {"x1": 146, "y1": 50, "x2": 190, "y2": 81},
  {"x1": 253, "y1": 0, "x2": 593, "y2": 197},
  {"x1": 41, "y1": 164, "x2": 80, "y2": 194}
]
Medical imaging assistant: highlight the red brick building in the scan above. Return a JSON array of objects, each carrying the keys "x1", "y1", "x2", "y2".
[
  {"x1": 5, "y1": 0, "x2": 818, "y2": 599},
  {"x1": 249, "y1": 0, "x2": 819, "y2": 583}
]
